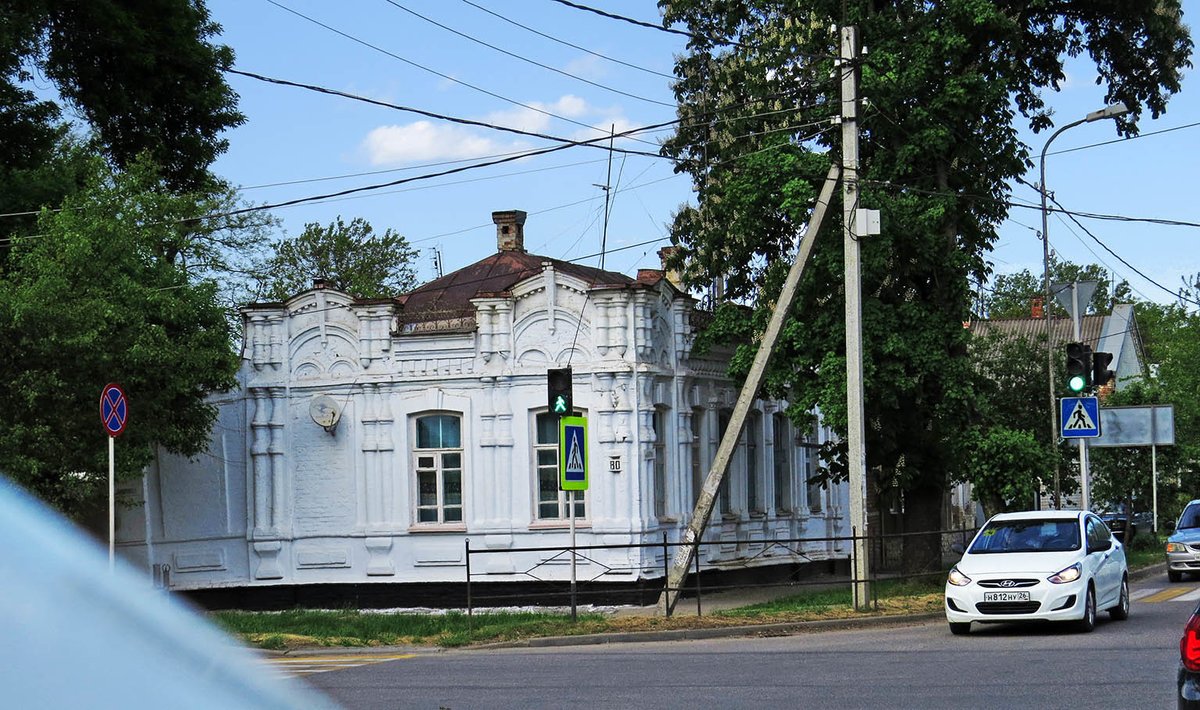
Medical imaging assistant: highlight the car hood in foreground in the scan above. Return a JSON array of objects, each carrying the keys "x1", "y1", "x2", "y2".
[{"x1": 956, "y1": 550, "x2": 1085, "y2": 577}]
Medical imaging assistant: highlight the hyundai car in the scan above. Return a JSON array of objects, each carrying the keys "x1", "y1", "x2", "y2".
[
  {"x1": 1168, "y1": 500, "x2": 1200, "y2": 582},
  {"x1": 944, "y1": 510, "x2": 1129, "y2": 634}
]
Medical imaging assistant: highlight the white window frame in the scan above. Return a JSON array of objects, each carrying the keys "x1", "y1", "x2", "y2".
[
  {"x1": 531, "y1": 409, "x2": 586, "y2": 524},
  {"x1": 803, "y1": 422, "x2": 823, "y2": 513},
  {"x1": 411, "y1": 412, "x2": 464, "y2": 527},
  {"x1": 653, "y1": 407, "x2": 668, "y2": 518},
  {"x1": 747, "y1": 411, "x2": 762, "y2": 514},
  {"x1": 690, "y1": 407, "x2": 704, "y2": 506},
  {"x1": 772, "y1": 413, "x2": 792, "y2": 514}
]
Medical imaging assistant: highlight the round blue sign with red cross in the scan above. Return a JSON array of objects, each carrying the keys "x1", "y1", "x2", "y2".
[{"x1": 100, "y1": 383, "x2": 128, "y2": 437}]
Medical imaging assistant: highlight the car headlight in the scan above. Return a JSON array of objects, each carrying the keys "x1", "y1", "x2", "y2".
[
  {"x1": 1168, "y1": 542, "x2": 1187, "y2": 553},
  {"x1": 947, "y1": 567, "x2": 971, "y2": 587},
  {"x1": 1047, "y1": 562, "x2": 1082, "y2": 584}
]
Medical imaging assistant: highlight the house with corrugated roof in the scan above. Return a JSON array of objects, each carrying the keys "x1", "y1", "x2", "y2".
[
  {"x1": 115, "y1": 210, "x2": 849, "y2": 605},
  {"x1": 943, "y1": 302, "x2": 1149, "y2": 521}
]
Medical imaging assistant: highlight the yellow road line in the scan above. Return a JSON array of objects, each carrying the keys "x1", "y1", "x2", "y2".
[
  {"x1": 267, "y1": 654, "x2": 416, "y2": 663},
  {"x1": 1140, "y1": 587, "x2": 1194, "y2": 603}
]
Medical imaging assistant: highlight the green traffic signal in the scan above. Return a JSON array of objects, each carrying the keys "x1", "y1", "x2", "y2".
[
  {"x1": 1068, "y1": 374, "x2": 1087, "y2": 392},
  {"x1": 553, "y1": 395, "x2": 569, "y2": 414}
]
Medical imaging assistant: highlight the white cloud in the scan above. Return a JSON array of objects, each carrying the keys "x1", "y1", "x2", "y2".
[
  {"x1": 360, "y1": 95, "x2": 624, "y2": 165},
  {"x1": 362, "y1": 121, "x2": 505, "y2": 165},
  {"x1": 564, "y1": 54, "x2": 608, "y2": 79},
  {"x1": 486, "y1": 95, "x2": 592, "y2": 133}
]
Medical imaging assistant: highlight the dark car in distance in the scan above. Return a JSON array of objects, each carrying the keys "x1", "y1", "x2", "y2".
[{"x1": 1101, "y1": 513, "x2": 1137, "y2": 544}]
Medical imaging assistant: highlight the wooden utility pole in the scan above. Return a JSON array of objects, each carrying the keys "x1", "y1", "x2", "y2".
[
  {"x1": 655, "y1": 164, "x2": 840, "y2": 616},
  {"x1": 840, "y1": 25, "x2": 871, "y2": 609}
]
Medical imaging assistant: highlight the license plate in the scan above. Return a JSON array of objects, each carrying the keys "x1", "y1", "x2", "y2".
[{"x1": 983, "y1": 591, "x2": 1030, "y2": 603}]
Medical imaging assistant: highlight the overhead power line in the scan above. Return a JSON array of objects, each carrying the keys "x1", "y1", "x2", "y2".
[
  {"x1": 262, "y1": 0, "x2": 656, "y2": 144},
  {"x1": 226, "y1": 69, "x2": 663, "y2": 159},
  {"x1": 460, "y1": 0, "x2": 675, "y2": 79},
  {"x1": 383, "y1": 0, "x2": 675, "y2": 107},
  {"x1": 546, "y1": 0, "x2": 839, "y2": 60}
]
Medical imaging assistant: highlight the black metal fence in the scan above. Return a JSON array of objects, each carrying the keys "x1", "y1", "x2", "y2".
[{"x1": 464, "y1": 526, "x2": 980, "y2": 629}]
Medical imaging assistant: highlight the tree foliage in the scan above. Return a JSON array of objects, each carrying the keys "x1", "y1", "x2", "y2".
[
  {"x1": 0, "y1": 157, "x2": 244, "y2": 518},
  {"x1": 258, "y1": 217, "x2": 421, "y2": 301},
  {"x1": 1090, "y1": 282, "x2": 1200, "y2": 525},
  {"x1": 660, "y1": 0, "x2": 1191, "y2": 566},
  {"x1": 976, "y1": 257, "x2": 1134, "y2": 319},
  {"x1": 1, "y1": 0, "x2": 241, "y2": 196}
]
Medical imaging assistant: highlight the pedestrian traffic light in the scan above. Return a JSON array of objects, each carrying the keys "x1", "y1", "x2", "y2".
[
  {"x1": 1065, "y1": 342, "x2": 1092, "y2": 392},
  {"x1": 1093, "y1": 351, "x2": 1115, "y2": 389},
  {"x1": 547, "y1": 367, "x2": 572, "y2": 415}
]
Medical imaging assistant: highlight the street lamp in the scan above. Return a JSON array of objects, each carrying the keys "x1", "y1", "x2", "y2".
[{"x1": 1040, "y1": 102, "x2": 1130, "y2": 510}]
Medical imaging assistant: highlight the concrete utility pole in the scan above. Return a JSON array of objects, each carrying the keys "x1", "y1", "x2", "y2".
[
  {"x1": 655, "y1": 164, "x2": 841, "y2": 616},
  {"x1": 840, "y1": 25, "x2": 870, "y2": 609},
  {"x1": 1070, "y1": 283, "x2": 1091, "y2": 510}
]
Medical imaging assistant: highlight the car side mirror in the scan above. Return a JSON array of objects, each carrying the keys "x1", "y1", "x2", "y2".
[
  {"x1": 1089, "y1": 539, "x2": 1112, "y2": 554},
  {"x1": 1168, "y1": 521, "x2": 1177, "y2": 532}
]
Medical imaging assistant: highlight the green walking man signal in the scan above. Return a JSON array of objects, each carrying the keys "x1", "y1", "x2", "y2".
[{"x1": 547, "y1": 367, "x2": 573, "y2": 415}]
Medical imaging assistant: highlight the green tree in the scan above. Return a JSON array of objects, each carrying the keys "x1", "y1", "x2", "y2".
[
  {"x1": 976, "y1": 257, "x2": 1134, "y2": 319},
  {"x1": 1, "y1": 0, "x2": 241, "y2": 197},
  {"x1": 0, "y1": 156, "x2": 244, "y2": 518},
  {"x1": 259, "y1": 217, "x2": 421, "y2": 301},
  {"x1": 660, "y1": 0, "x2": 1190, "y2": 570},
  {"x1": 1090, "y1": 286, "x2": 1200, "y2": 527}
]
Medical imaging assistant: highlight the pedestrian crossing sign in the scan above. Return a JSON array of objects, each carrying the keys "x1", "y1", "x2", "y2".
[
  {"x1": 1061, "y1": 396, "x2": 1100, "y2": 438},
  {"x1": 559, "y1": 416, "x2": 588, "y2": 491}
]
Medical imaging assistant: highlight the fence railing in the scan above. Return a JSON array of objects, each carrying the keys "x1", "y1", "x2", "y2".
[{"x1": 464, "y1": 526, "x2": 979, "y2": 631}]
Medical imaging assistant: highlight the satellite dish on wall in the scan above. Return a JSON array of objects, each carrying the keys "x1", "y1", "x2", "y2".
[{"x1": 309, "y1": 395, "x2": 342, "y2": 434}]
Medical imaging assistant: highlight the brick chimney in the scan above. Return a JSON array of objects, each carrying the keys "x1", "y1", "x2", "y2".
[
  {"x1": 493, "y1": 210, "x2": 527, "y2": 252},
  {"x1": 658, "y1": 246, "x2": 684, "y2": 289},
  {"x1": 1031, "y1": 296, "x2": 1044, "y2": 318}
]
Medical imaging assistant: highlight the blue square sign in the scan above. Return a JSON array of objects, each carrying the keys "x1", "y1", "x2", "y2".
[{"x1": 1061, "y1": 397, "x2": 1100, "y2": 438}]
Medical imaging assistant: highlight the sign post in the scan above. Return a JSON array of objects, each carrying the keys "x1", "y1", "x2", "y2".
[
  {"x1": 1060, "y1": 396, "x2": 1099, "y2": 510},
  {"x1": 559, "y1": 416, "x2": 587, "y2": 621},
  {"x1": 100, "y1": 383, "x2": 128, "y2": 571}
]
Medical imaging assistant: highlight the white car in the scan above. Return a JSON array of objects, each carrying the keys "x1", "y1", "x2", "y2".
[{"x1": 944, "y1": 510, "x2": 1129, "y2": 635}]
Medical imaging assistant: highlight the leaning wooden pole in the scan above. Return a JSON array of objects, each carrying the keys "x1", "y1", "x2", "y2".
[{"x1": 656, "y1": 164, "x2": 841, "y2": 616}]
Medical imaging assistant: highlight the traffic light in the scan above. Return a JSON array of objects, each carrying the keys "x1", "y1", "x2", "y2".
[
  {"x1": 547, "y1": 367, "x2": 573, "y2": 415},
  {"x1": 1093, "y1": 351, "x2": 1115, "y2": 389},
  {"x1": 1065, "y1": 342, "x2": 1092, "y2": 392}
]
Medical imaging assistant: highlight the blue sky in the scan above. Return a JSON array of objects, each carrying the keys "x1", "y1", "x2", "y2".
[{"x1": 207, "y1": 0, "x2": 1200, "y2": 306}]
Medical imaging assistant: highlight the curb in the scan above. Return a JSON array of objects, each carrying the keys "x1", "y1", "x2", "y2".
[
  {"x1": 1130, "y1": 561, "x2": 1168, "y2": 583},
  {"x1": 471, "y1": 612, "x2": 945, "y2": 649}
]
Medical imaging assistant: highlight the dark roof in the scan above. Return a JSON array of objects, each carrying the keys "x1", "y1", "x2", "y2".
[
  {"x1": 397, "y1": 250, "x2": 635, "y2": 328},
  {"x1": 970, "y1": 314, "x2": 1106, "y2": 346}
]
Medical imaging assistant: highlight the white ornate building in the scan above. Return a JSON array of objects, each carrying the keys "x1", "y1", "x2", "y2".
[{"x1": 116, "y1": 210, "x2": 848, "y2": 600}]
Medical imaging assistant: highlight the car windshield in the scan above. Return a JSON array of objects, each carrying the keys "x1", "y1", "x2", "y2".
[
  {"x1": 968, "y1": 519, "x2": 1081, "y2": 553},
  {"x1": 1179, "y1": 505, "x2": 1200, "y2": 530}
]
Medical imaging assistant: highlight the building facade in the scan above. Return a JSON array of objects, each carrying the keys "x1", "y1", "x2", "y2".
[{"x1": 115, "y1": 211, "x2": 848, "y2": 596}]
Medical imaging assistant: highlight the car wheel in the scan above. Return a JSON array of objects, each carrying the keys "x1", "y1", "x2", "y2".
[
  {"x1": 948, "y1": 622, "x2": 970, "y2": 636},
  {"x1": 1077, "y1": 585, "x2": 1096, "y2": 633},
  {"x1": 1108, "y1": 576, "x2": 1130, "y2": 621},
  {"x1": 1171, "y1": 570, "x2": 1185, "y2": 583}
]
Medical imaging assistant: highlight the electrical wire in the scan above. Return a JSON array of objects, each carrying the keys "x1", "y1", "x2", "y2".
[
  {"x1": 262, "y1": 0, "x2": 657, "y2": 144},
  {"x1": 383, "y1": 0, "x2": 675, "y2": 107},
  {"x1": 460, "y1": 0, "x2": 674, "y2": 79},
  {"x1": 546, "y1": 0, "x2": 839, "y2": 61}
]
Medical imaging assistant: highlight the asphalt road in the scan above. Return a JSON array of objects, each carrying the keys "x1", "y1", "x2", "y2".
[{"x1": 272, "y1": 574, "x2": 1194, "y2": 710}]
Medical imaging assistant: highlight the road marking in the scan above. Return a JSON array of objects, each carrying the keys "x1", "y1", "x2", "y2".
[
  {"x1": 262, "y1": 654, "x2": 416, "y2": 678},
  {"x1": 1131, "y1": 587, "x2": 1163, "y2": 602},
  {"x1": 1139, "y1": 587, "x2": 1195, "y2": 603}
]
